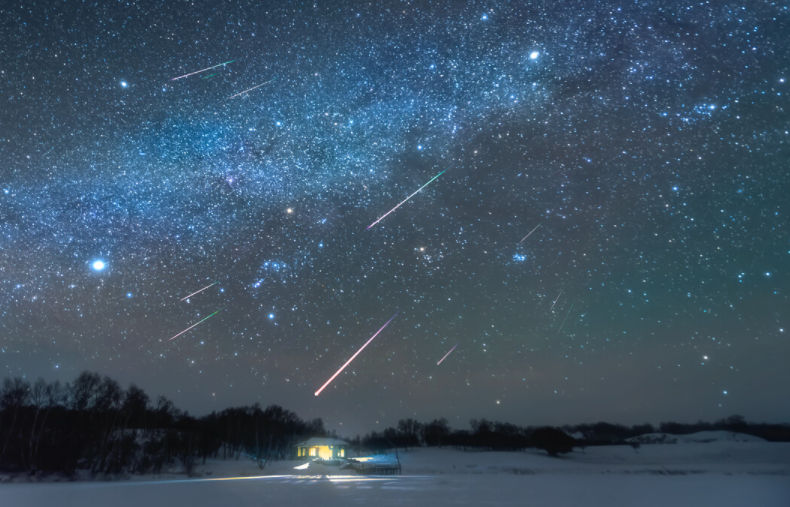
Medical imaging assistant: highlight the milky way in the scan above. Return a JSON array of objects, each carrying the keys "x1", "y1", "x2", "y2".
[{"x1": 1, "y1": 1, "x2": 788, "y2": 434}]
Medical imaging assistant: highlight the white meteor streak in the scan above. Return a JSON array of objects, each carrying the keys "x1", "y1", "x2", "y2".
[
  {"x1": 366, "y1": 168, "x2": 448, "y2": 230},
  {"x1": 170, "y1": 60, "x2": 236, "y2": 81},
  {"x1": 518, "y1": 222, "x2": 543, "y2": 244},
  {"x1": 557, "y1": 301, "x2": 575, "y2": 335},
  {"x1": 229, "y1": 78, "x2": 276, "y2": 99},
  {"x1": 180, "y1": 281, "x2": 218, "y2": 301},
  {"x1": 436, "y1": 343, "x2": 459, "y2": 365},
  {"x1": 549, "y1": 290, "x2": 563, "y2": 311},
  {"x1": 315, "y1": 311, "x2": 400, "y2": 396}
]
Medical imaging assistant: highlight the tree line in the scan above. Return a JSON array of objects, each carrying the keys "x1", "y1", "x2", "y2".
[
  {"x1": 0, "y1": 372, "x2": 324, "y2": 476},
  {"x1": 2, "y1": 372, "x2": 788, "y2": 476},
  {"x1": 352, "y1": 414, "x2": 790, "y2": 457}
]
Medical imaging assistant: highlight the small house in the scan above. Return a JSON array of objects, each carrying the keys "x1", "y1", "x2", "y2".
[{"x1": 294, "y1": 437, "x2": 349, "y2": 460}]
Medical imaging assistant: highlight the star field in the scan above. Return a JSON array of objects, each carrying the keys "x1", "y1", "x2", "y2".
[{"x1": 1, "y1": 1, "x2": 788, "y2": 434}]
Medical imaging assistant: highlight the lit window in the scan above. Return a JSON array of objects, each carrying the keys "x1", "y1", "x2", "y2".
[
  {"x1": 340, "y1": 449, "x2": 345, "y2": 457},
  {"x1": 310, "y1": 448, "x2": 316, "y2": 457}
]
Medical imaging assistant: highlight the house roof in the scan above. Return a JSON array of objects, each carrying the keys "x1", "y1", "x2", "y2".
[{"x1": 294, "y1": 437, "x2": 349, "y2": 447}]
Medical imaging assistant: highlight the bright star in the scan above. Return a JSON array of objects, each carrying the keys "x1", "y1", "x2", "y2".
[
  {"x1": 268, "y1": 313, "x2": 275, "y2": 319},
  {"x1": 120, "y1": 81, "x2": 128, "y2": 88},
  {"x1": 92, "y1": 260, "x2": 106, "y2": 271},
  {"x1": 530, "y1": 51, "x2": 539, "y2": 59}
]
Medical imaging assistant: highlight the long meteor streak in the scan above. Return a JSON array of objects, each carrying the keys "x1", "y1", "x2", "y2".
[
  {"x1": 229, "y1": 78, "x2": 276, "y2": 99},
  {"x1": 168, "y1": 308, "x2": 225, "y2": 341},
  {"x1": 519, "y1": 222, "x2": 543, "y2": 244},
  {"x1": 170, "y1": 60, "x2": 236, "y2": 81},
  {"x1": 180, "y1": 282, "x2": 218, "y2": 301},
  {"x1": 557, "y1": 301, "x2": 575, "y2": 335},
  {"x1": 549, "y1": 290, "x2": 563, "y2": 311},
  {"x1": 437, "y1": 343, "x2": 459, "y2": 365},
  {"x1": 366, "y1": 168, "x2": 448, "y2": 230},
  {"x1": 315, "y1": 311, "x2": 400, "y2": 396}
]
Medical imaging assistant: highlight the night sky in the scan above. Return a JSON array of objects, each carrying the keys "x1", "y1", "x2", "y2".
[{"x1": 1, "y1": 1, "x2": 788, "y2": 436}]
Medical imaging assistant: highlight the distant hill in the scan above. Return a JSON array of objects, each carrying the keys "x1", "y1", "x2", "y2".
[{"x1": 627, "y1": 431, "x2": 766, "y2": 444}]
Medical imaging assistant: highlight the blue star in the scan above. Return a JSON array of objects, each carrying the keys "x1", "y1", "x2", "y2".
[
  {"x1": 268, "y1": 313, "x2": 275, "y2": 320},
  {"x1": 530, "y1": 51, "x2": 539, "y2": 60},
  {"x1": 92, "y1": 260, "x2": 106, "y2": 271},
  {"x1": 120, "y1": 81, "x2": 128, "y2": 88}
]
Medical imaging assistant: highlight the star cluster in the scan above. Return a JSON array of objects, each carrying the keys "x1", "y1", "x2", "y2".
[{"x1": 1, "y1": 1, "x2": 788, "y2": 433}]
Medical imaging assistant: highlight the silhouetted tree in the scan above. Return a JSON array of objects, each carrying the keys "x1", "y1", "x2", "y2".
[{"x1": 531, "y1": 427, "x2": 575, "y2": 457}]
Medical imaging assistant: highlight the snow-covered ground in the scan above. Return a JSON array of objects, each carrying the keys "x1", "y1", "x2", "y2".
[{"x1": 1, "y1": 439, "x2": 788, "y2": 506}]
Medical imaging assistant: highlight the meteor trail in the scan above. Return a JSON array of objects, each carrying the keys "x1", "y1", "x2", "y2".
[
  {"x1": 366, "y1": 168, "x2": 448, "y2": 230},
  {"x1": 550, "y1": 290, "x2": 563, "y2": 311},
  {"x1": 180, "y1": 282, "x2": 218, "y2": 302},
  {"x1": 168, "y1": 308, "x2": 225, "y2": 341},
  {"x1": 557, "y1": 301, "x2": 575, "y2": 334},
  {"x1": 170, "y1": 60, "x2": 236, "y2": 81},
  {"x1": 315, "y1": 311, "x2": 400, "y2": 396},
  {"x1": 437, "y1": 343, "x2": 459, "y2": 365},
  {"x1": 518, "y1": 222, "x2": 543, "y2": 244},
  {"x1": 229, "y1": 78, "x2": 276, "y2": 99}
]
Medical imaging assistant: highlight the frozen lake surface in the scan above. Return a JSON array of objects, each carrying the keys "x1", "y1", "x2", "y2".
[
  {"x1": 2, "y1": 441, "x2": 789, "y2": 506},
  {"x1": 2, "y1": 473, "x2": 789, "y2": 507}
]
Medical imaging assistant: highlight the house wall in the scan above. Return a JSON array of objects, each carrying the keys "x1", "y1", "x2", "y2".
[{"x1": 295, "y1": 444, "x2": 347, "y2": 459}]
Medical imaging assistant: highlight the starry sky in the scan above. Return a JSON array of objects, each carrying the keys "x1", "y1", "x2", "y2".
[{"x1": 1, "y1": 1, "x2": 788, "y2": 436}]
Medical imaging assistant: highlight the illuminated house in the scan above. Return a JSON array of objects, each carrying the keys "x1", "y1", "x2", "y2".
[{"x1": 294, "y1": 437, "x2": 349, "y2": 460}]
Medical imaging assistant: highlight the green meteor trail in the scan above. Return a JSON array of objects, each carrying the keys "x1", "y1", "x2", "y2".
[
  {"x1": 168, "y1": 308, "x2": 225, "y2": 341},
  {"x1": 366, "y1": 167, "x2": 449, "y2": 230}
]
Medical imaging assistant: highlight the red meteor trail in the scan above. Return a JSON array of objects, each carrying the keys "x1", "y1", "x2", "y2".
[
  {"x1": 315, "y1": 311, "x2": 401, "y2": 396},
  {"x1": 549, "y1": 290, "x2": 563, "y2": 311},
  {"x1": 180, "y1": 281, "x2": 218, "y2": 302},
  {"x1": 436, "y1": 343, "x2": 459, "y2": 365},
  {"x1": 366, "y1": 168, "x2": 448, "y2": 230},
  {"x1": 229, "y1": 78, "x2": 276, "y2": 99},
  {"x1": 168, "y1": 308, "x2": 225, "y2": 341},
  {"x1": 170, "y1": 60, "x2": 236, "y2": 81},
  {"x1": 518, "y1": 222, "x2": 543, "y2": 244}
]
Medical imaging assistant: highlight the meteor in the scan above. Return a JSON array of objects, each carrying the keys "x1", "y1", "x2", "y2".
[
  {"x1": 518, "y1": 222, "x2": 543, "y2": 244},
  {"x1": 366, "y1": 168, "x2": 448, "y2": 230},
  {"x1": 180, "y1": 282, "x2": 218, "y2": 302},
  {"x1": 549, "y1": 290, "x2": 563, "y2": 311},
  {"x1": 170, "y1": 60, "x2": 236, "y2": 81},
  {"x1": 436, "y1": 343, "x2": 459, "y2": 365},
  {"x1": 229, "y1": 78, "x2": 276, "y2": 99},
  {"x1": 315, "y1": 310, "x2": 400, "y2": 396},
  {"x1": 168, "y1": 308, "x2": 225, "y2": 341},
  {"x1": 557, "y1": 301, "x2": 575, "y2": 335}
]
